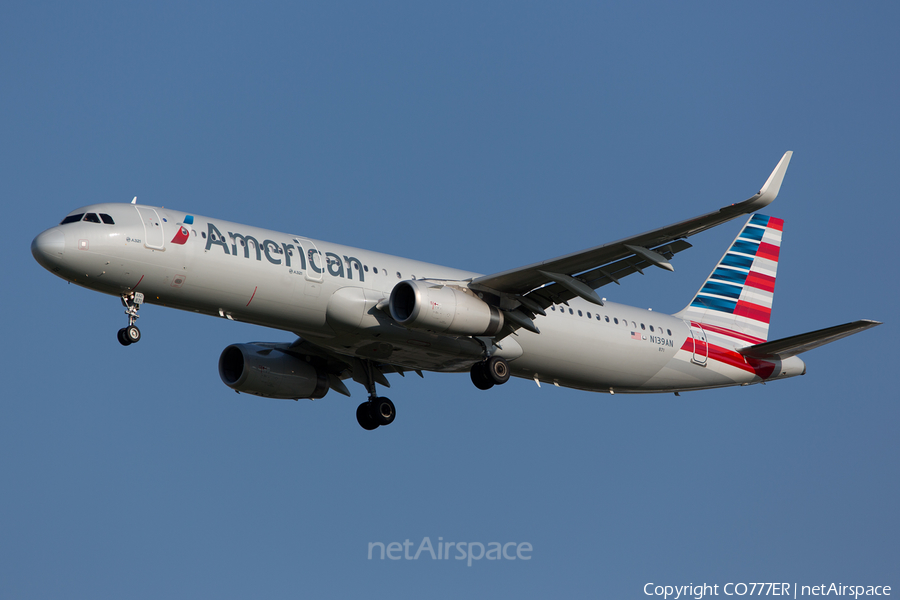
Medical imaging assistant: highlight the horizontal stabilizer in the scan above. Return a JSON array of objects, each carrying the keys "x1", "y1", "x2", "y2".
[{"x1": 738, "y1": 320, "x2": 881, "y2": 360}]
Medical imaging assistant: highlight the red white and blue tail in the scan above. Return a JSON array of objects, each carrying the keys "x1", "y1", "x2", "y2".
[{"x1": 675, "y1": 214, "x2": 783, "y2": 346}]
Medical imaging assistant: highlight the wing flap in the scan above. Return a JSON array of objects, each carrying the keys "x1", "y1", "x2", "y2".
[
  {"x1": 515, "y1": 239, "x2": 692, "y2": 310},
  {"x1": 737, "y1": 320, "x2": 881, "y2": 360}
]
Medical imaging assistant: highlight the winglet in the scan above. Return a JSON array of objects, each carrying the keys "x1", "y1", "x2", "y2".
[{"x1": 745, "y1": 151, "x2": 792, "y2": 211}]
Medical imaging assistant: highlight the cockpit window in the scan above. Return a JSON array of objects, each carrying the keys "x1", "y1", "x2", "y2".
[
  {"x1": 83, "y1": 213, "x2": 101, "y2": 223},
  {"x1": 60, "y1": 213, "x2": 84, "y2": 224},
  {"x1": 100, "y1": 213, "x2": 115, "y2": 224}
]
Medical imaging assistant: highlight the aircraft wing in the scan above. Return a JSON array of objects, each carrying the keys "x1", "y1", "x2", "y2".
[
  {"x1": 470, "y1": 152, "x2": 793, "y2": 320},
  {"x1": 282, "y1": 336, "x2": 424, "y2": 398},
  {"x1": 737, "y1": 320, "x2": 882, "y2": 360}
]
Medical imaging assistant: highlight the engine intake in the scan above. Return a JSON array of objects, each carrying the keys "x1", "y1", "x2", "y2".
[
  {"x1": 389, "y1": 280, "x2": 503, "y2": 336},
  {"x1": 218, "y1": 343, "x2": 329, "y2": 400}
]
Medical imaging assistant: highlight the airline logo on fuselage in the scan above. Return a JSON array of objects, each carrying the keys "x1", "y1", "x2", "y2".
[
  {"x1": 170, "y1": 215, "x2": 194, "y2": 245},
  {"x1": 203, "y1": 222, "x2": 366, "y2": 282}
]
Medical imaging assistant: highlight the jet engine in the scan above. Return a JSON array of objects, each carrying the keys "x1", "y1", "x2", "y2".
[
  {"x1": 218, "y1": 343, "x2": 329, "y2": 399},
  {"x1": 389, "y1": 280, "x2": 504, "y2": 336}
]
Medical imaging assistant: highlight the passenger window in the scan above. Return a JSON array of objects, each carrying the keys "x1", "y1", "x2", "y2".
[
  {"x1": 60, "y1": 214, "x2": 84, "y2": 224},
  {"x1": 605, "y1": 316, "x2": 609, "y2": 322},
  {"x1": 83, "y1": 213, "x2": 101, "y2": 223},
  {"x1": 667, "y1": 329, "x2": 672, "y2": 336},
  {"x1": 396, "y1": 272, "x2": 401, "y2": 279},
  {"x1": 551, "y1": 306, "x2": 556, "y2": 311},
  {"x1": 373, "y1": 268, "x2": 378, "y2": 274},
  {"x1": 613, "y1": 318, "x2": 619, "y2": 324},
  {"x1": 100, "y1": 213, "x2": 115, "y2": 224},
  {"x1": 649, "y1": 325, "x2": 654, "y2": 332},
  {"x1": 578, "y1": 310, "x2": 583, "y2": 317},
  {"x1": 201, "y1": 231, "x2": 207, "y2": 238},
  {"x1": 586, "y1": 312, "x2": 591, "y2": 319},
  {"x1": 641, "y1": 323, "x2": 646, "y2": 330},
  {"x1": 569, "y1": 308, "x2": 574, "y2": 315}
]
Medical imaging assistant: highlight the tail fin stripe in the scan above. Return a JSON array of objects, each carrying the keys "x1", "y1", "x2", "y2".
[
  {"x1": 722, "y1": 254, "x2": 754, "y2": 269},
  {"x1": 749, "y1": 214, "x2": 771, "y2": 226},
  {"x1": 749, "y1": 214, "x2": 784, "y2": 231},
  {"x1": 757, "y1": 242, "x2": 780, "y2": 262},
  {"x1": 765, "y1": 216, "x2": 784, "y2": 231},
  {"x1": 739, "y1": 287, "x2": 774, "y2": 307},
  {"x1": 761, "y1": 228, "x2": 783, "y2": 245},
  {"x1": 749, "y1": 258, "x2": 778, "y2": 278},
  {"x1": 690, "y1": 296, "x2": 737, "y2": 312},
  {"x1": 711, "y1": 267, "x2": 749, "y2": 285},
  {"x1": 700, "y1": 281, "x2": 743, "y2": 298},
  {"x1": 734, "y1": 300, "x2": 771, "y2": 323},
  {"x1": 698, "y1": 323, "x2": 766, "y2": 345},
  {"x1": 738, "y1": 226, "x2": 766, "y2": 241},
  {"x1": 745, "y1": 271, "x2": 776, "y2": 292},
  {"x1": 731, "y1": 239, "x2": 761, "y2": 255}
]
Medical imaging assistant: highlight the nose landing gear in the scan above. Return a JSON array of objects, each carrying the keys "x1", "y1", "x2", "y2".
[{"x1": 117, "y1": 292, "x2": 144, "y2": 346}]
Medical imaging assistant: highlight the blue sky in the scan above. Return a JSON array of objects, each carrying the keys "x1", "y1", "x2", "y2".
[{"x1": 2, "y1": 2, "x2": 897, "y2": 598}]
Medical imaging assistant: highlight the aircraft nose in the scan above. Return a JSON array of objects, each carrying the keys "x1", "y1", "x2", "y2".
[{"x1": 31, "y1": 227, "x2": 66, "y2": 269}]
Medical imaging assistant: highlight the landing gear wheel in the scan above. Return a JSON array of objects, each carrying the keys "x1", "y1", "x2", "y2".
[
  {"x1": 372, "y1": 397, "x2": 396, "y2": 426},
  {"x1": 470, "y1": 362, "x2": 494, "y2": 390},
  {"x1": 124, "y1": 325, "x2": 141, "y2": 344},
  {"x1": 486, "y1": 356, "x2": 510, "y2": 385},
  {"x1": 117, "y1": 328, "x2": 132, "y2": 346},
  {"x1": 357, "y1": 402, "x2": 379, "y2": 430},
  {"x1": 118, "y1": 292, "x2": 144, "y2": 347}
]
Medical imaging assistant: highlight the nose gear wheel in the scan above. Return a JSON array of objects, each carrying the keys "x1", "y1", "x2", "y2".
[{"x1": 117, "y1": 292, "x2": 144, "y2": 346}]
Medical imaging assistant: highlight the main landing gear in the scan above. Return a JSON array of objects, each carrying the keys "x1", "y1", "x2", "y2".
[
  {"x1": 470, "y1": 356, "x2": 510, "y2": 390},
  {"x1": 356, "y1": 360, "x2": 396, "y2": 430},
  {"x1": 117, "y1": 292, "x2": 144, "y2": 346},
  {"x1": 356, "y1": 397, "x2": 395, "y2": 430}
]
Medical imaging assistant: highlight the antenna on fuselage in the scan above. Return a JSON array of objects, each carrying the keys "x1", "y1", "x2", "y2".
[{"x1": 131, "y1": 196, "x2": 137, "y2": 204}]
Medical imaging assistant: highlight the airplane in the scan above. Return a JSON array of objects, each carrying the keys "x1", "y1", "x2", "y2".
[{"x1": 31, "y1": 152, "x2": 880, "y2": 430}]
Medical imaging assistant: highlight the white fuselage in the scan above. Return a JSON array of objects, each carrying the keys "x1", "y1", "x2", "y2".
[{"x1": 31, "y1": 203, "x2": 806, "y2": 394}]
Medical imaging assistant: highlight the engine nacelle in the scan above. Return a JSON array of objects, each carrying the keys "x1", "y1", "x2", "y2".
[
  {"x1": 389, "y1": 280, "x2": 504, "y2": 336},
  {"x1": 218, "y1": 343, "x2": 329, "y2": 400}
]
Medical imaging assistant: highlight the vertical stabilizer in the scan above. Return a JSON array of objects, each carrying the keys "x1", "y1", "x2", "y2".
[{"x1": 675, "y1": 214, "x2": 783, "y2": 346}]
